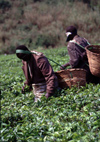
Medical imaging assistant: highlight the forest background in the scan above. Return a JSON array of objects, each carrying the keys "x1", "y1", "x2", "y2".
[{"x1": 0, "y1": 0, "x2": 100, "y2": 54}]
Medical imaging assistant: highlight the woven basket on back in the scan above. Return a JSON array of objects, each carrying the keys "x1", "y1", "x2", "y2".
[
  {"x1": 55, "y1": 68, "x2": 86, "y2": 89},
  {"x1": 86, "y1": 45, "x2": 100, "y2": 77}
]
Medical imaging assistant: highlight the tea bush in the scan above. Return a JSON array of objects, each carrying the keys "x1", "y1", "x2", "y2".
[{"x1": 1, "y1": 47, "x2": 100, "y2": 141}]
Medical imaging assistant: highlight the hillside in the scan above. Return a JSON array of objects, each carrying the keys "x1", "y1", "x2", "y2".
[{"x1": 0, "y1": 0, "x2": 100, "y2": 54}]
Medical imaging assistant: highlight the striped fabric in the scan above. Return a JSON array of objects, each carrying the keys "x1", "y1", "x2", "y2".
[{"x1": 32, "y1": 82, "x2": 46, "y2": 102}]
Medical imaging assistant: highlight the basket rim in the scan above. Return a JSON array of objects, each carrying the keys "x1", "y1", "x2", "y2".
[
  {"x1": 55, "y1": 68, "x2": 87, "y2": 73},
  {"x1": 86, "y1": 45, "x2": 100, "y2": 55}
]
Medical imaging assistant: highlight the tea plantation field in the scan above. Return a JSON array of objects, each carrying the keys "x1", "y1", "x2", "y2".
[{"x1": 0, "y1": 47, "x2": 100, "y2": 142}]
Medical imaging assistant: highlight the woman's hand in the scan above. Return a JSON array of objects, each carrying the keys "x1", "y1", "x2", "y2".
[
  {"x1": 60, "y1": 63, "x2": 70, "y2": 70},
  {"x1": 21, "y1": 84, "x2": 32, "y2": 93},
  {"x1": 22, "y1": 85, "x2": 26, "y2": 94},
  {"x1": 60, "y1": 65, "x2": 66, "y2": 70}
]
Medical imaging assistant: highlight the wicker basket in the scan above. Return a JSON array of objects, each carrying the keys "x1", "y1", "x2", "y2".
[
  {"x1": 86, "y1": 45, "x2": 100, "y2": 77},
  {"x1": 55, "y1": 68, "x2": 86, "y2": 89}
]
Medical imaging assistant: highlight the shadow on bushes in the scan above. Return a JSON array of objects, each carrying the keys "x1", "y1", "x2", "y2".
[{"x1": 35, "y1": 34, "x2": 60, "y2": 48}]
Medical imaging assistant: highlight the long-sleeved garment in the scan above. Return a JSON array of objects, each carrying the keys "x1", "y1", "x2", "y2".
[
  {"x1": 67, "y1": 35, "x2": 100, "y2": 83},
  {"x1": 22, "y1": 51, "x2": 58, "y2": 94},
  {"x1": 67, "y1": 35, "x2": 89, "y2": 69}
]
